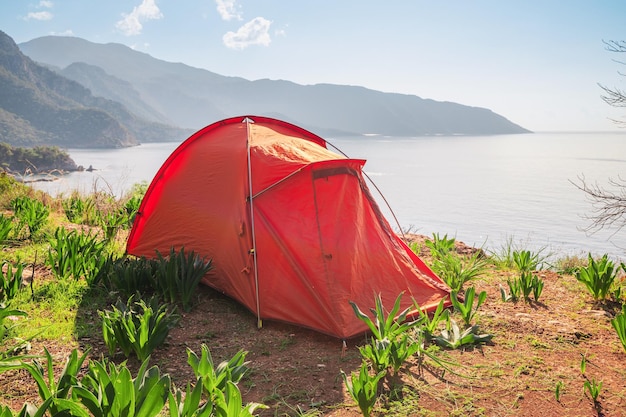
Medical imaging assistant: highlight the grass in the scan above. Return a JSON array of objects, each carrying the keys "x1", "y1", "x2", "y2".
[{"x1": 11, "y1": 279, "x2": 90, "y2": 340}]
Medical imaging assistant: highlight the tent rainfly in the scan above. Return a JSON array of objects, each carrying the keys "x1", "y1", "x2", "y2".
[{"x1": 126, "y1": 116, "x2": 451, "y2": 339}]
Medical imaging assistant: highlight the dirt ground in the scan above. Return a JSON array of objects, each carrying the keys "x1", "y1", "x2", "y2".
[{"x1": 1, "y1": 236, "x2": 626, "y2": 416}]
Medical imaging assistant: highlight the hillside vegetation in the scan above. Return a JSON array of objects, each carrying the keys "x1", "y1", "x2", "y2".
[
  {"x1": 0, "y1": 177, "x2": 625, "y2": 416},
  {"x1": 0, "y1": 30, "x2": 190, "y2": 148},
  {"x1": 0, "y1": 143, "x2": 77, "y2": 174}
]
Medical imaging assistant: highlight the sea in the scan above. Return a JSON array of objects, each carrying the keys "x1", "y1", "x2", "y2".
[{"x1": 27, "y1": 131, "x2": 626, "y2": 262}]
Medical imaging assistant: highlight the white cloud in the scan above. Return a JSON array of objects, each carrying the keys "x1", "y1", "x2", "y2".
[
  {"x1": 215, "y1": 0, "x2": 242, "y2": 21},
  {"x1": 223, "y1": 17, "x2": 272, "y2": 50},
  {"x1": 38, "y1": 1, "x2": 54, "y2": 8},
  {"x1": 51, "y1": 30, "x2": 75, "y2": 36},
  {"x1": 116, "y1": 0, "x2": 163, "y2": 36},
  {"x1": 25, "y1": 11, "x2": 53, "y2": 21}
]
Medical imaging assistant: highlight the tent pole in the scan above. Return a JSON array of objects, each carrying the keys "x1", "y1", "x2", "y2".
[{"x1": 244, "y1": 117, "x2": 263, "y2": 329}]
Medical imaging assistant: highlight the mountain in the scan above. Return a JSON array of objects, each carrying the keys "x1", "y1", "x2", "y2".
[
  {"x1": 19, "y1": 35, "x2": 531, "y2": 137},
  {"x1": 0, "y1": 31, "x2": 190, "y2": 148}
]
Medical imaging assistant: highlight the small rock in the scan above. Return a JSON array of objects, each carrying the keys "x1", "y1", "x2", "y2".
[{"x1": 580, "y1": 310, "x2": 610, "y2": 318}]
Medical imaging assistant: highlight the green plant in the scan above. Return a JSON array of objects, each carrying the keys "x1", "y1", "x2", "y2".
[
  {"x1": 168, "y1": 378, "x2": 214, "y2": 417},
  {"x1": 450, "y1": 286, "x2": 487, "y2": 327},
  {"x1": 532, "y1": 274, "x2": 544, "y2": 302},
  {"x1": 555, "y1": 380, "x2": 564, "y2": 402},
  {"x1": 425, "y1": 233, "x2": 456, "y2": 258},
  {"x1": 46, "y1": 227, "x2": 108, "y2": 284},
  {"x1": 350, "y1": 293, "x2": 415, "y2": 373},
  {"x1": 583, "y1": 378, "x2": 602, "y2": 403},
  {"x1": 19, "y1": 347, "x2": 91, "y2": 416},
  {"x1": 0, "y1": 303, "x2": 27, "y2": 341},
  {"x1": 610, "y1": 303, "x2": 626, "y2": 352},
  {"x1": 97, "y1": 207, "x2": 128, "y2": 242},
  {"x1": 340, "y1": 361, "x2": 386, "y2": 417},
  {"x1": 73, "y1": 355, "x2": 171, "y2": 417},
  {"x1": 214, "y1": 381, "x2": 267, "y2": 417},
  {"x1": 100, "y1": 296, "x2": 180, "y2": 361},
  {"x1": 154, "y1": 247, "x2": 213, "y2": 312},
  {"x1": 580, "y1": 353, "x2": 587, "y2": 375},
  {"x1": 10, "y1": 196, "x2": 49, "y2": 240},
  {"x1": 96, "y1": 255, "x2": 157, "y2": 297},
  {"x1": 501, "y1": 272, "x2": 544, "y2": 303},
  {"x1": 434, "y1": 319, "x2": 493, "y2": 349},
  {"x1": 513, "y1": 250, "x2": 541, "y2": 272},
  {"x1": 0, "y1": 260, "x2": 24, "y2": 302},
  {"x1": 185, "y1": 344, "x2": 265, "y2": 416},
  {"x1": 413, "y1": 298, "x2": 449, "y2": 340},
  {"x1": 554, "y1": 254, "x2": 587, "y2": 275},
  {"x1": 500, "y1": 280, "x2": 520, "y2": 303},
  {"x1": 387, "y1": 330, "x2": 422, "y2": 374},
  {"x1": 0, "y1": 214, "x2": 13, "y2": 245},
  {"x1": 123, "y1": 194, "x2": 142, "y2": 228},
  {"x1": 186, "y1": 344, "x2": 249, "y2": 398},
  {"x1": 431, "y1": 251, "x2": 488, "y2": 292},
  {"x1": 61, "y1": 193, "x2": 86, "y2": 223},
  {"x1": 575, "y1": 253, "x2": 619, "y2": 301}
]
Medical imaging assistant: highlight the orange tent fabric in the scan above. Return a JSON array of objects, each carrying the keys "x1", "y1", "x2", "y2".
[{"x1": 126, "y1": 116, "x2": 450, "y2": 339}]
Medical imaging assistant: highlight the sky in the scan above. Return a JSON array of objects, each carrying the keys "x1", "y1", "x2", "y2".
[{"x1": 1, "y1": 0, "x2": 626, "y2": 132}]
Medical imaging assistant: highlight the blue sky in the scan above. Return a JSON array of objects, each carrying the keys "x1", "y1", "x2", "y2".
[{"x1": 1, "y1": 0, "x2": 625, "y2": 132}]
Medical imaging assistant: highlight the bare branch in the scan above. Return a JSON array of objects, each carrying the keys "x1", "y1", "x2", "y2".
[
  {"x1": 603, "y1": 40, "x2": 626, "y2": 53},
  {"x1": 571, "y1": 175, "x2": 626, "y2": 236},
  {"x1": 599, "y1": 83, "x2": 626, "y2": 107}
]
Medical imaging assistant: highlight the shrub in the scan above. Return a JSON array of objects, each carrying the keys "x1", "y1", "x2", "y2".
[
  {"x1": 96, "y1": 255, "x2": 157, "y2": 297},
  {"x1": 341, "y1": 362, "x2": 386, "y2": 417},
  {"x1": 350, "y1": 293, "x2": 416, "y2": 374},
  {"x1": 425, "y1": 233, "x2": 456, "y2": 258},
  {"x1": 46, "y1": 227, "x2": 108, "y2": 284},
  {"x1": 413, "y1": 298, "x2": 449, "y2": 341},
  {"x1": 123, "y1": 194, "x2": 142, "y2": 228},
  {"x1": 74, "y1": 355, "x2": 171, "y2": 417},
  {"x1": 489, "y1": 237, "x2": 550, "y2": 270},
  {"x1": 0, "y1": 214, "x2": 13, "y2": 245},
  {"x1": 100, "y1": 295, "x2": 180, "y2": 361},
  {"x1": 17, "y1": 347, "x2": 90, "y2": 416},
  {"x1": 501, "y1": 270, "x2": 544, "y2": 303},
  {"x1": 450, "y1": 286, "x2": 487, "y2": 327},
  {"x1": 96, "y1": 207, "x2": 129, "y2": 242},
  {"x1": 154, "y1": 247, "x2": 213, "y2": 312},
  {"x1": 611, "y1": 303, "x2": 626, "y2": 353},
  {"x1": 61, "y1": 193, "x2": 86, "y2": 223},
  {"x1": 0, "y1": 260, "x2": 25, "y2": 302},
  {"x1": 434, "y1": 319, "x2": 493, "y2": 349},
  {"x1": 431, "y1": 251, "x2": 488, "y2": 292},
  {"x1": 575, "y1": 253, "x2": 619, "y2": 301},
  {"x1": 554, "y1": 254, "x2": 587, "y2": 275},
  {"x1": 5, "y1": 345, "x2": 266, "y2": 417},
  {"x1": 10, "y1": 196, "x2": 49, "y2": 240},
  {"x1": 513, "y1": 250, "x2": 541, "y2": 272},
  {"x1": 187, "y1": 344, "x2": 249, "y2": 397}
]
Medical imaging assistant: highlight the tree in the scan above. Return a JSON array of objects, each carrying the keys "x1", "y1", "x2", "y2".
[
  {"x1": 573, "y1": 175, "x2": 626, "y2": 236},
  {"x1": 598, "y1": 40, "x2": 626, "y2": 126},
  {"x1": 575, "y1": 41, "x2": 626, "y2": 237}
]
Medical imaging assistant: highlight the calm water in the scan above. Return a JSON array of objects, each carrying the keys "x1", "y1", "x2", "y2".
[{"x1": 30, "y1": 132, "x2": 626, "y2": 261}]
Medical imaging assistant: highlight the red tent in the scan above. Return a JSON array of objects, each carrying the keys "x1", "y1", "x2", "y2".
[{"x1": 126, "y1": 116, "x2": 450, "y2": 339}]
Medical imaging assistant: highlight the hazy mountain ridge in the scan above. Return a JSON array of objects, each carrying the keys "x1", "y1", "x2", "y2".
[
  {"x1": 19, "y1": 35, "x2": 530, "y2": 137},
  {"x1": 0, "y1": 30, "x2": 191, "y2": 148}
]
